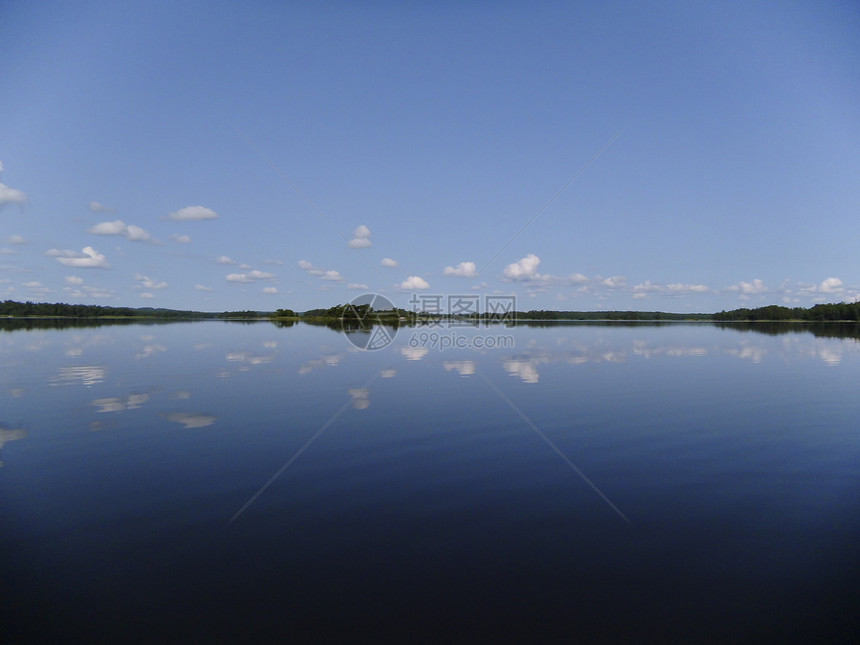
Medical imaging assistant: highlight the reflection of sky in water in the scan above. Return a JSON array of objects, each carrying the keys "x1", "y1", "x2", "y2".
[
  {"x1": 52, "y1": 365, "x2": 107, "y2": 387},
  {"x1": 1, "y1": 320, "x2": 859, "y2": 643},
  {"x1": 164, "y1": 412, "x2": 217, "y2": 428},
  {"x1": 0, "y1": 425, "x2": 27, "y2": 467}
]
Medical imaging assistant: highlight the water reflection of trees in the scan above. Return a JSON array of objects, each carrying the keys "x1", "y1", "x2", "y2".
[
  {"x1": 298, "y1": 318, "x2": 401, "y2": 332},
  {"x1": 0, "y1": 318, "x2": 186, "y2": 333},
  {"x1": 515, "y1": 320, "x2": 860, "y2": 340}
]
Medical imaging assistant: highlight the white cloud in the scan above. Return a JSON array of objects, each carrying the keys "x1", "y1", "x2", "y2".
[
  {"x1": 134, "y1": 274, "x2": 168, "y2": 290},
  {"x1": 51, "y1": 246, "x2": 109, "y2": 268},
  {"x1": 170, "y1": 234, "x2": 192, "y2": 244},
  {"x1": 0, "y1": 247, "x2": 17, "y2": 255},
  {"x1": 600, "y1": 276, "x2": 626, "y2": 288},
  {"x1": 819, "y1": 277, "x2": 843, "y2": 293},
  {"x1": 7, "y1": 235, "x2": 26, "y2": 245},
  {"x1": 504, "y1": 254, "x2": 541, "y2": 280},
  {"x1": 194, "y1": 284, "x2": 213, "y2": 291},
  {"x1": 89, "y1": 220, "x2": 126, "y2": 235},
  {"x1": 139, "y1": 292, "x2": 155, "y2": 299},
  {"x1": 444, "y1": 261, "x2": 477, "y2": 278},
  {"x1": 400, "y1": 275, "x2": 430, "y2": 290},
  {"x1": 0, "y1": 161, "x2": 27, "y2": 207},
  {"x1": 262, "y1": 287, "x2": 278, "y2": 294},
  {"x1": 89, "y1": 201, "x2": 116, "y2": 213},
  {"x1": 65, "y1": 276, "x2": 84, "y2": 285},
  {"x1": 64, "y1": 284, "x2": 115, "y2": 298},
  {"x1": 216, "y1": 256, "x2": 236, "y2": 265},
  {"x1": 667, "y1": 283, "x2": 709, "y2": 293},
  {"x1": 348, "y1": 283, "x2": 369, "y2": 290},
  {"x1": 349, "y1": 224, "x2": 372, "y2": 248},
  {"x1": 322, "y1": 270, "x2": 343, "y2": 281},
  {"x1": 89, "y1": 220, "x2": 151, "y2": 242},
  {"x1": 126, "y1": 225, "x2": 150, "y2": 241},
  {"x1": 381, "y1": 257, "x2": 398, "y2": 268},
  {"x1": 299, "y1": 259, "x2": 345, "y2": 281},
  {"x1": 169, "y1": 206, "x2": 218, "y2": 221},
  {"x1": 736, "y1": 279, "x2": 768, "y2": 295},
  {"x1": 226, "y1": 270, "x2": 276, "y2": 283}
]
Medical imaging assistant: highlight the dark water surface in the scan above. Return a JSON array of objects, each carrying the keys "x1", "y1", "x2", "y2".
[{"x1": 1, "y1": 320, "x2": 858, "y2": 643}]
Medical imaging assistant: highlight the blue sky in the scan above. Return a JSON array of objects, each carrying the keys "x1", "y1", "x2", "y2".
[{"x1": 2, "y1": 1, "x2": 859, "y2": 312}]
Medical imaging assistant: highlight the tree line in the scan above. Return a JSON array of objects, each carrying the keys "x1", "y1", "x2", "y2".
[
  {"x1": 5, "y1": 298, "x2": 859, "y2": 323},
  {"x1": 713, "y1": 302, "x2": 860, "y2": 321},
  {"x1": 0, "y1": 300, "x2": 266, "y2": 319}
]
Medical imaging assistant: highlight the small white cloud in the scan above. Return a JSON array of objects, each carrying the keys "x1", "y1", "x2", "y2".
[
  {"x1": 349, "y1": 224, "x2": 372, "y2": 248},
  {"x1": 262, "y1": 286, "x2": 278, "y2": 294},
  {"x1": 598, "y1": 276, "x2": 624, "y2": 288},
  {"x1": 299, "y1": 259, "x2": 342, "y2": 279},
  {"x1": 400, "y1": 275, "x2": 430, "y2": 290},
  {"x1": 170, "y1": 234, "x2": 192, "y2": 244},
  {"x1": 89, "y1": 201, "x2": 116, "y2": 213},
  {"x1": 90, "y1": 220, "x2": 126, "y2": 235},
  {"x1": 169, "y1": 206, "x2": 218, "y2": 221},
  {"x1": 134, "y1": 274, "x2": 168, "y2": 290},
  {"x1": 139, "y1": 292, "x2": 155, "y2": 299},
  {"x1": 348, "y1": 283, "x2": 369, "y2": 290},
  {"x1": 322, "y1": 270, "x2": 343, "y2": 281},
  {"x1": 444, "y1": 261, "x2": 477, "y2": 278},
  {"x1": 226, "y1": 270, "x2": 276, "y2": 284},
  {"x1": 216, "y1": 256, "x2": 236, "y2": 265},
  {"x1": 819, "y1": 277, "x2": 843, "y2": 293},
  {"x1": 0, "y1": 247, "x2": 17, "y2": 255},
  {"x1": 125, "y1": 225, "x2": 150, "y2": 241},
  {"x1": 381, "y1": 257, "x2": 398, "y2": 268},
  {"x1": 0, "y1": 161, "x2": 27, "y2": 207},
  {"x1": 64, "y1": 284, "x2": 115, "y2": 298},
  {"x1": 194, "y1": 284, "x2": 213, "y2": 291},
  {"x1": 65, "y1": 276, "x2": 84, "y2": 285},
  {"x1": 52, "y1": 246, "x2": 109, "y2": 268},
  {"x1": 7, "y1": 235, "x2": 26, "y2": 245},
  {"x1": 504, "y1": 254, "x2": 541, "y2": 280},
  {"x1": 738, "y1": 279, "x2": 768, "y2": 295},
  {"x1": 89, "y1": 220, "x2": 151, "y2": 242}
]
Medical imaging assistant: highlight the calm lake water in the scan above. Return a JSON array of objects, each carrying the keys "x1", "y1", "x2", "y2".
[{"x1": 1, "y1": 320, "x2": 858, "y2": 643}]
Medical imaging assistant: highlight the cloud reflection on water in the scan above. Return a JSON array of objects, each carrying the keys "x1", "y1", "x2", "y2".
[
  {"x1": 164, "y1": 412, "x2": 217, "y2": 428},
  {"x1": 0, "y1": 424, "x2": 27, "y2": 467},
  {"x1": 51, "y1": 365, "x2": 106, "y2": 387}
]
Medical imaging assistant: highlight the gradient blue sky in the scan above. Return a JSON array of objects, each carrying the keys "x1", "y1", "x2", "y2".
[{"x1": 2, "y1": 1, "x2": 859, "y2": 312}]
